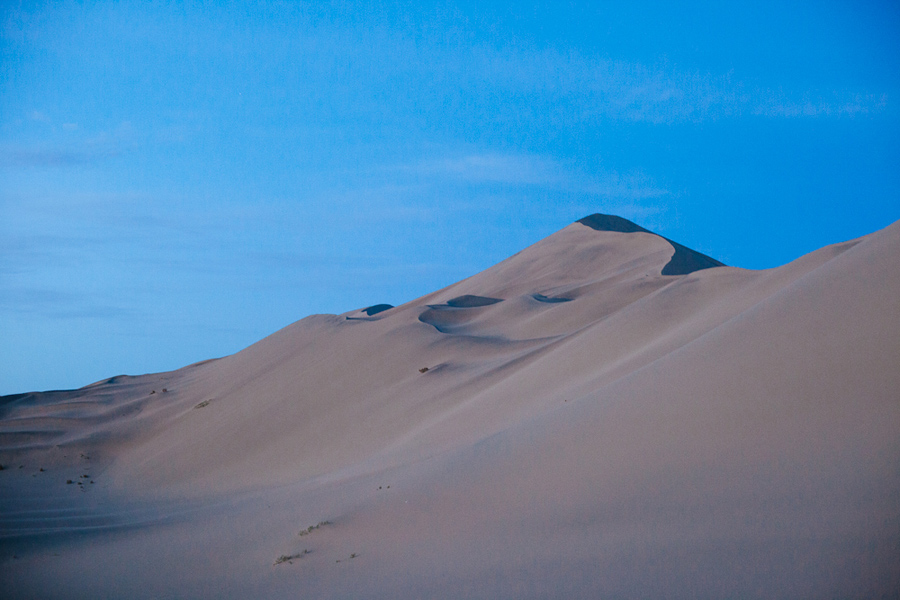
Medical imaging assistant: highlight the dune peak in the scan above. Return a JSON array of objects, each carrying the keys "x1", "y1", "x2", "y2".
[
  {"x1": 577, "y1": 212, "x2": 726, "y2": 275},
  {"x1": 576, "y1": 213, "x2": 649, "y2": 234}
]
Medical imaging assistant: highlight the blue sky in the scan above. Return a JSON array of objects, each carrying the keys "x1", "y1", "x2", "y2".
[{"x1": 2, "y1": 0, "x2": 899, "y2": 393}]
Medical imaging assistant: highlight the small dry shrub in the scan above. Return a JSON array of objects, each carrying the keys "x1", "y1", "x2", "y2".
[{"x1": 298, "y1": 521, "x2": 332, "y2": 536}]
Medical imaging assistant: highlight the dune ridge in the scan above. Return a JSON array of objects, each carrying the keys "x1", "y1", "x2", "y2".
[
  {"x1": 577, "y1": 213, "x2": 726, "y2": 275},
  {"x1": 1, "y1": 214, "x2": 898, "y2": 599}
]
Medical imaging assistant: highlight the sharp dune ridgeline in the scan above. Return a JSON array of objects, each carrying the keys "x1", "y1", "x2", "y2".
[{"x1": 2, "y1": 213, "x2": 898, "y2": 598}]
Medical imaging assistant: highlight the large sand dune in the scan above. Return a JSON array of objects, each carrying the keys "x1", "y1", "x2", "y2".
[{"x1": 2, "y1": 214, "x2": 898, "y2": 598}]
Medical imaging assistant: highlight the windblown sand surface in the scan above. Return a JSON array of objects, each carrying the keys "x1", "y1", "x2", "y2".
[{"x1": 2, "y1": 214, "x2": 898, "y2": 598}]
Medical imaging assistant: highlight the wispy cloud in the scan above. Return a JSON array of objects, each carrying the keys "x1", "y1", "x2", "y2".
[
  {"x1": 0, "y1": 118, "x2": 136, "y2": 168},
  {"x1": 396, "y1": 152, "x2": 669, "y2": 199},
  {"x1": 749, "y1": 92, "x2": 889, "y2": 118},
  {"x1": 0, "y1": 286, "x2": 133, "y2": 320},
  {"x1": 452, "y1": 45, "x2": 889, "y2": 124},
  {"x1": 0, "y1": 147, "x2": 113, "y2": 167},
  {"x1": 29, "y1": 110, "x2": 51, "y2": 123}
]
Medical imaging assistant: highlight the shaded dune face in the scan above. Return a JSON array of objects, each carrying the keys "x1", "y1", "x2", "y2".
[{"x1": 2, "y1": 215, "x2": 899, "y2": 600}]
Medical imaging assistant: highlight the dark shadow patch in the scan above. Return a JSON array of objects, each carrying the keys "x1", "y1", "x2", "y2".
[
  {"x1": 577, "y1": 214, "x2": 649, "y2": 234},
  {"x1": 532, "y1": 294, "x2": 571, "y2": 304},
  {"x1": 577, "y1": 213, "x2": 725, "y2": 276},
  {"x1": 660, "y1": 240, "x2": 727, "y2": 276},
  {"x1": 445, "y1": 295, "x2": 503, "y2": 308},
  {"x1": 361, "y1": 304, "x2": 393, "y2": 316}
]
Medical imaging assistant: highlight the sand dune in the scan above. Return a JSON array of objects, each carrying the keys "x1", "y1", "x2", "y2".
[{"x1": 2, "y1": 214, "x2": 898, "y2": 598}]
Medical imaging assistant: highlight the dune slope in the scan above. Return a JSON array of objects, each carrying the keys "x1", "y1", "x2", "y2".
[{"x1": 2, "y1": 213, "x2": 898, "y2": 598}]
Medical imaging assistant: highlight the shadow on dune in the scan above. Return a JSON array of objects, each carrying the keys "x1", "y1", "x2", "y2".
[
  {"x1": 346, "y1": 304, "x2": 395, "y2": 321},
  {"x1": 532, "y1": 293, "x2": 571, "y2": 303},
  {"x1": 445, "y1": 295, "x2": 503, "y2": 308},
  {"x1": 362, "y1": 304, "x2": 393, "y2": 316}
]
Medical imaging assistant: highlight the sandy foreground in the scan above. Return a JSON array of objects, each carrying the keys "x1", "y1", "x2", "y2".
[{"x1": 1, "y1": 214, "x2": 898, "y2": 598}]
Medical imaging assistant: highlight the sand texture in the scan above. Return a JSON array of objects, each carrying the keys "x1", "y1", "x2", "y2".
[{"x1": 2, "y1": 214, "x2": 898, "y2": 598}]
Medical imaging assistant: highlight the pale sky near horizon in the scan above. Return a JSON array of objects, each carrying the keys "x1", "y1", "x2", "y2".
[{"x1": 2, "y1": 0, "x2": 899, "y2": 394}]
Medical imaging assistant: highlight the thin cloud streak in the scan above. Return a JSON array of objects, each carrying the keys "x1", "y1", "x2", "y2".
[
  {"x1": 0, "y1": 147, "x2": 113, "y2": 167},
  {"x1": 398, "y1": 152, "x2": 669, "y2": 199},
  {"x1": 455, "y1": 45, "x2": 890, "y2": 124},
  {"x1": 0, "y1": 286, "x2": 134, "y2": 320}
]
